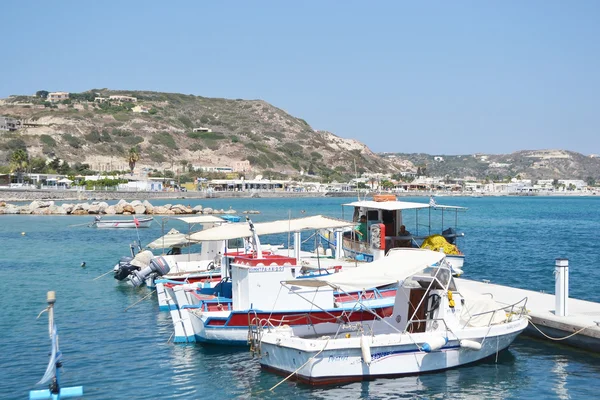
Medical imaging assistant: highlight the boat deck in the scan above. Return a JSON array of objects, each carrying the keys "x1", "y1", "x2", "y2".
[{"x1": 456, "y1": 278, "x2": 600, "y2": 352}]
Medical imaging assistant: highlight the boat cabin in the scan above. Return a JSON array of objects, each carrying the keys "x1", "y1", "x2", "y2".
[{"x1": 341, "y1": 198, "x2": 467, "y2": 261}]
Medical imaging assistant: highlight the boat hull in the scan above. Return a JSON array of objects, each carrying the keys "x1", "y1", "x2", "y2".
[
  {"x1": 259, "y1": 319, "x2": 528, "y2": 385},
  {"x1": 94, "y1": 217, "x2": 153, "y2": 228},
  {"x1": 319, "y1": 231, "x2": 465, "y2": 273},
  {"x1": 156, "y1": 278, "x2": 222, "y2": 311},
  {"x1": 176, "y1": 305, "x2": 394, "y2": 345},
  {"x1": 170, "y1": 283, "x2": 395, "y2": 344}
]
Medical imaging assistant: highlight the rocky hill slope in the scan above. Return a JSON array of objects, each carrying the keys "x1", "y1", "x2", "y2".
[
  {"x1": 0, "y1": 90, "x2": 396, "y2": 180},
  {"x1": 383, "y1": 150, "x2": 600, "y2": 181},
  {"x1": 1, "y1": 90, "x2": 599, "y2": 182}
]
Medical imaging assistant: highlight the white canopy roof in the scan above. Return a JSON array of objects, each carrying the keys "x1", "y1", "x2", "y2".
[
  {"x1": 344, "y1": 200, "x2": 467, "y2": 211},
  {"x1": 286, "y1": 248, "x2": 446, "y2": 292},
  {"x1": 344, "y1": 200, "x2": 431, "y2": 211},
  {"x1": 188, "y1": 215, "x2": 354, "y2": 242},
  {"x1": 175, "y1": 215, "x2": 225, "y2": 224},
  {"x1": 147, "y1": 228, "x2": 191, "y2": 249},
  {"x1": 57, "y1": 178, "x2": 73, "y2": 183}
]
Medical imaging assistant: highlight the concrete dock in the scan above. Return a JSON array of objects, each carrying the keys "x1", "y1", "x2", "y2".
[{"x1": 457, "y1": 278, "x2": 600, "y2": 352}]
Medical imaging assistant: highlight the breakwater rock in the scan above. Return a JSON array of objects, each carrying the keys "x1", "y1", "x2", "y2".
[{"x1": 0, "y1": 199, "x2": 261, "y2": 216}]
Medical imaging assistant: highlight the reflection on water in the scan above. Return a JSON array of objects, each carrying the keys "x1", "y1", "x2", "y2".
[
  {"x1": 552, "y1": 356, "x2": 569, "y2": 400},
  {"x1": 306, "y1": 349, "x2": 519, "y2": 400}
]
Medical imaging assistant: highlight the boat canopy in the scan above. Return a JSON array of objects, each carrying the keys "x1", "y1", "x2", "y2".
[
  {"x1": 343, "y1": 200, "x2": 467, "y2": 211},
  {"x1": 285, "y1": 248, "x2": 446, "y2": 291},
  {"x1": 146, "y1": 228, "x2": 192, "y2": 249},
  {"x1": 188, "y1": 215, "x2": 354, "y2": 242},
  {"x1": 344, "y1": 200, "x2": 431, "y2": 211},
  {"x1": 175, "y1": 215, "x2": 226, "y2": 224}
]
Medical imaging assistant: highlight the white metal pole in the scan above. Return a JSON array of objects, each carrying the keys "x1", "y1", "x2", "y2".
[
  {"x1": 294, "y1": 231, "x2": 301, "y2": 261},
  {"x1": 555, "y1": 258, "x2": 569, "y2": 317},
  {"x1": 335, "y1": 230, "x2": 343, "y2": 260}
]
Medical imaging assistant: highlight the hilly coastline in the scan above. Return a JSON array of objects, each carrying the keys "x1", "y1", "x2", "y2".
[
  {"x1": 1, "y1": 89, "x2": 599, "y2": 182},
  {"x1": 0, "y1": 89, "x2": 395, "y2": 182}
]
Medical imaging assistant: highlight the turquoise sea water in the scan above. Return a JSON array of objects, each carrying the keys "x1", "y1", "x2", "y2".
[{"x1": 2, "y1": 196, "x2": 600, "y2": 399}]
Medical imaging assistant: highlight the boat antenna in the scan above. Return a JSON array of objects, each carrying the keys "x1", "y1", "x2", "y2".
[
  {"x1": 287, "y1": 210, "x2": 291, "y2": 257},
  {"x1": 354, "y1": 159, "x2": 361, "y2": 201},
  {"x1": 315, "y1": 233, "x2": 322, "y2": 273}
]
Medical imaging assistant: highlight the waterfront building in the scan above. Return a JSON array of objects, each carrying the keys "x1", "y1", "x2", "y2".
[
  {"x1": 0, "y1": 116, "x2": 22, "y2": 131},
  {"x1": 109, "y1": 95, "x2": 137, "y2": 103}
]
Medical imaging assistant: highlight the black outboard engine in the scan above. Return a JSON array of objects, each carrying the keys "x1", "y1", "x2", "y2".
[
  {"x1": 129, "y1": 256, "x2": 171, "y2": 287},
  {"x1": 113, "y1": 256, "x2": 139, "y2": 281},
  {"x1": 442, "y1": 227, "x2": 456, "y2": 244}
]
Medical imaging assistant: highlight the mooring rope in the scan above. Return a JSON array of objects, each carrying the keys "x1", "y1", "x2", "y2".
[
  {"x1": 528, "y1": 320, "x2": 599, "y2": 341},
  {"x1": 123, "y1": 289, "x2": 156, "y2": 312},
  {"x1": 93, "y1": 269, "x2": 115, "y2": 281}
]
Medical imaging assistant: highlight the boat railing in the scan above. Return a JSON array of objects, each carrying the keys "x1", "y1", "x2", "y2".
[
  {"x1": 460, "y1": 297, "x2": 528, "y2": 329},
  {"x1": 247, "y1": 311, "x2": 278, "y2": 357},
  {"x1": 404, "y1": 317, "x2": 452, "y2": 334},
  {"x1": 403, "y1": 297, "x2": 528, "y2": 334}
]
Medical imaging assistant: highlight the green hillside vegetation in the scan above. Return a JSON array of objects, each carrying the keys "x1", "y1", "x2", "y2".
[
  {"x1": 2, "y1": 89, "x2": 599, "y2": 182},
  {"x1": 0, "y1": 89, "x2": 392, "y2": 182}
]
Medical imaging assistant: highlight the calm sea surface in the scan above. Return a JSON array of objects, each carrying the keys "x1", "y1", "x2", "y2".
[{"x1": 1, "y1": 196, "x2": 600, "y2": 399}]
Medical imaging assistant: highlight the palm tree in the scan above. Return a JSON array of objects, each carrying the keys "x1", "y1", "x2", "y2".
[
  {"x1": 180, "y1": 160, "x2": 189, "y2": 173},
  {"x1": 127, "y1": 147, "x2": 140, "y2": 175},
  {"x1": 9, "y1": 149, "x2": 29, "y2": 183}
]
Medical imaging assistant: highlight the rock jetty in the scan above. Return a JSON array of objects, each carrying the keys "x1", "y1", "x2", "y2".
[{"x1": 0, "y1": 200, "x2": 261, "y2": 216}]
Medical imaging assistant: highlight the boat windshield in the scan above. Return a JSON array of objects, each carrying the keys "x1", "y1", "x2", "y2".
[{"x1": 409, "y1": 262, "x2": 456, "y2": 291}]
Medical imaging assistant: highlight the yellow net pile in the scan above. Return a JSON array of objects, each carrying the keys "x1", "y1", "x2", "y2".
[{"x1": 420, "y1": 235, "x2": 461, "y2": 255}]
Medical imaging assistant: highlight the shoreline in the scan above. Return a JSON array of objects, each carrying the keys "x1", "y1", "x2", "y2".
[{"x1": 0, "y1": 188, "x2": 595, "y2": 203}]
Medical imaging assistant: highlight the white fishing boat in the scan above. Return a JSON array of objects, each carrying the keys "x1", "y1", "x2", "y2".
[
  {"x1": 91, "y1": 215, "x2": 153, "y2": 228},
  {"x1": 113, "y1": 215, "x2": 241, "y2": 290},
  {"x1": 257, "y1": 249, "x2": 529, "y2": 385},
  {"x1": 166, "y1": 215, "x2": 397, "y2": 344},
  {"x1": 319, "y1": 196, "x2": 467, "y2": 274}
]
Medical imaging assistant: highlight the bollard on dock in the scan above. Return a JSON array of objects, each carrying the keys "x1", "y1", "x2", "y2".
[{"x1": 555, "y1": 258, "x2": 569, "y2": 317}]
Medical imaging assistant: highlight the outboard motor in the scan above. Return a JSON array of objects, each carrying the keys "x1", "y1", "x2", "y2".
[
  {"x1": 442, "y1": 227, "x2": 456, "y2": 244},
  {"x1": 129, "y1": 256, "x2": 171, "y2": 287},
  {"x1": 113, "y1": 256, "x2": 138, "y2": 281}
]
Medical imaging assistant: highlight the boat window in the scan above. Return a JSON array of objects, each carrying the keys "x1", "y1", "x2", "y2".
[
  {"x1": 227, "y1": 238, "x2": 244, "y2": 249},
  {"x1": 434, "y1": 267, "x2": 451, "y2": 289},
  {"x1": 367, "y1": 210, "x2": 379, "y2": 221},
  {"x1": 382, "y1": 210, "x2": 394, "y2": 224},
  {"x1": 448, "y1": 277, "x2": 457, "y2": 292}
]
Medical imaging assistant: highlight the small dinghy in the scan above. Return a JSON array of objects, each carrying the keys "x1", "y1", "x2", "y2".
[{"x1": 90, "y1": 215, "x2": 153, "y2": 228}]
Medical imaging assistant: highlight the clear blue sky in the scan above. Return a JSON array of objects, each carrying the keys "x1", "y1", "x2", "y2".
[{"x1": 2, "y1": 1, "x2": 599, "y2": 155}]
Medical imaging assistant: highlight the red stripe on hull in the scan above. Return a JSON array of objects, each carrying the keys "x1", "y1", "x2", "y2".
[{"x1": 209, "y1": 306, "x2": 393, "y2": 327}]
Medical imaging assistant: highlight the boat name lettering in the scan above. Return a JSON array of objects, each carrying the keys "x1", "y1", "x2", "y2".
[
  {"x1": 328, "y1": 355, "x2": 348, "y2": 362},
  {"x1": 371, "y1": 351, "x2": 394, "y2": 361},
  {"x1": 249, "y1": 266, "x2": 285, "y2": 273}
]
